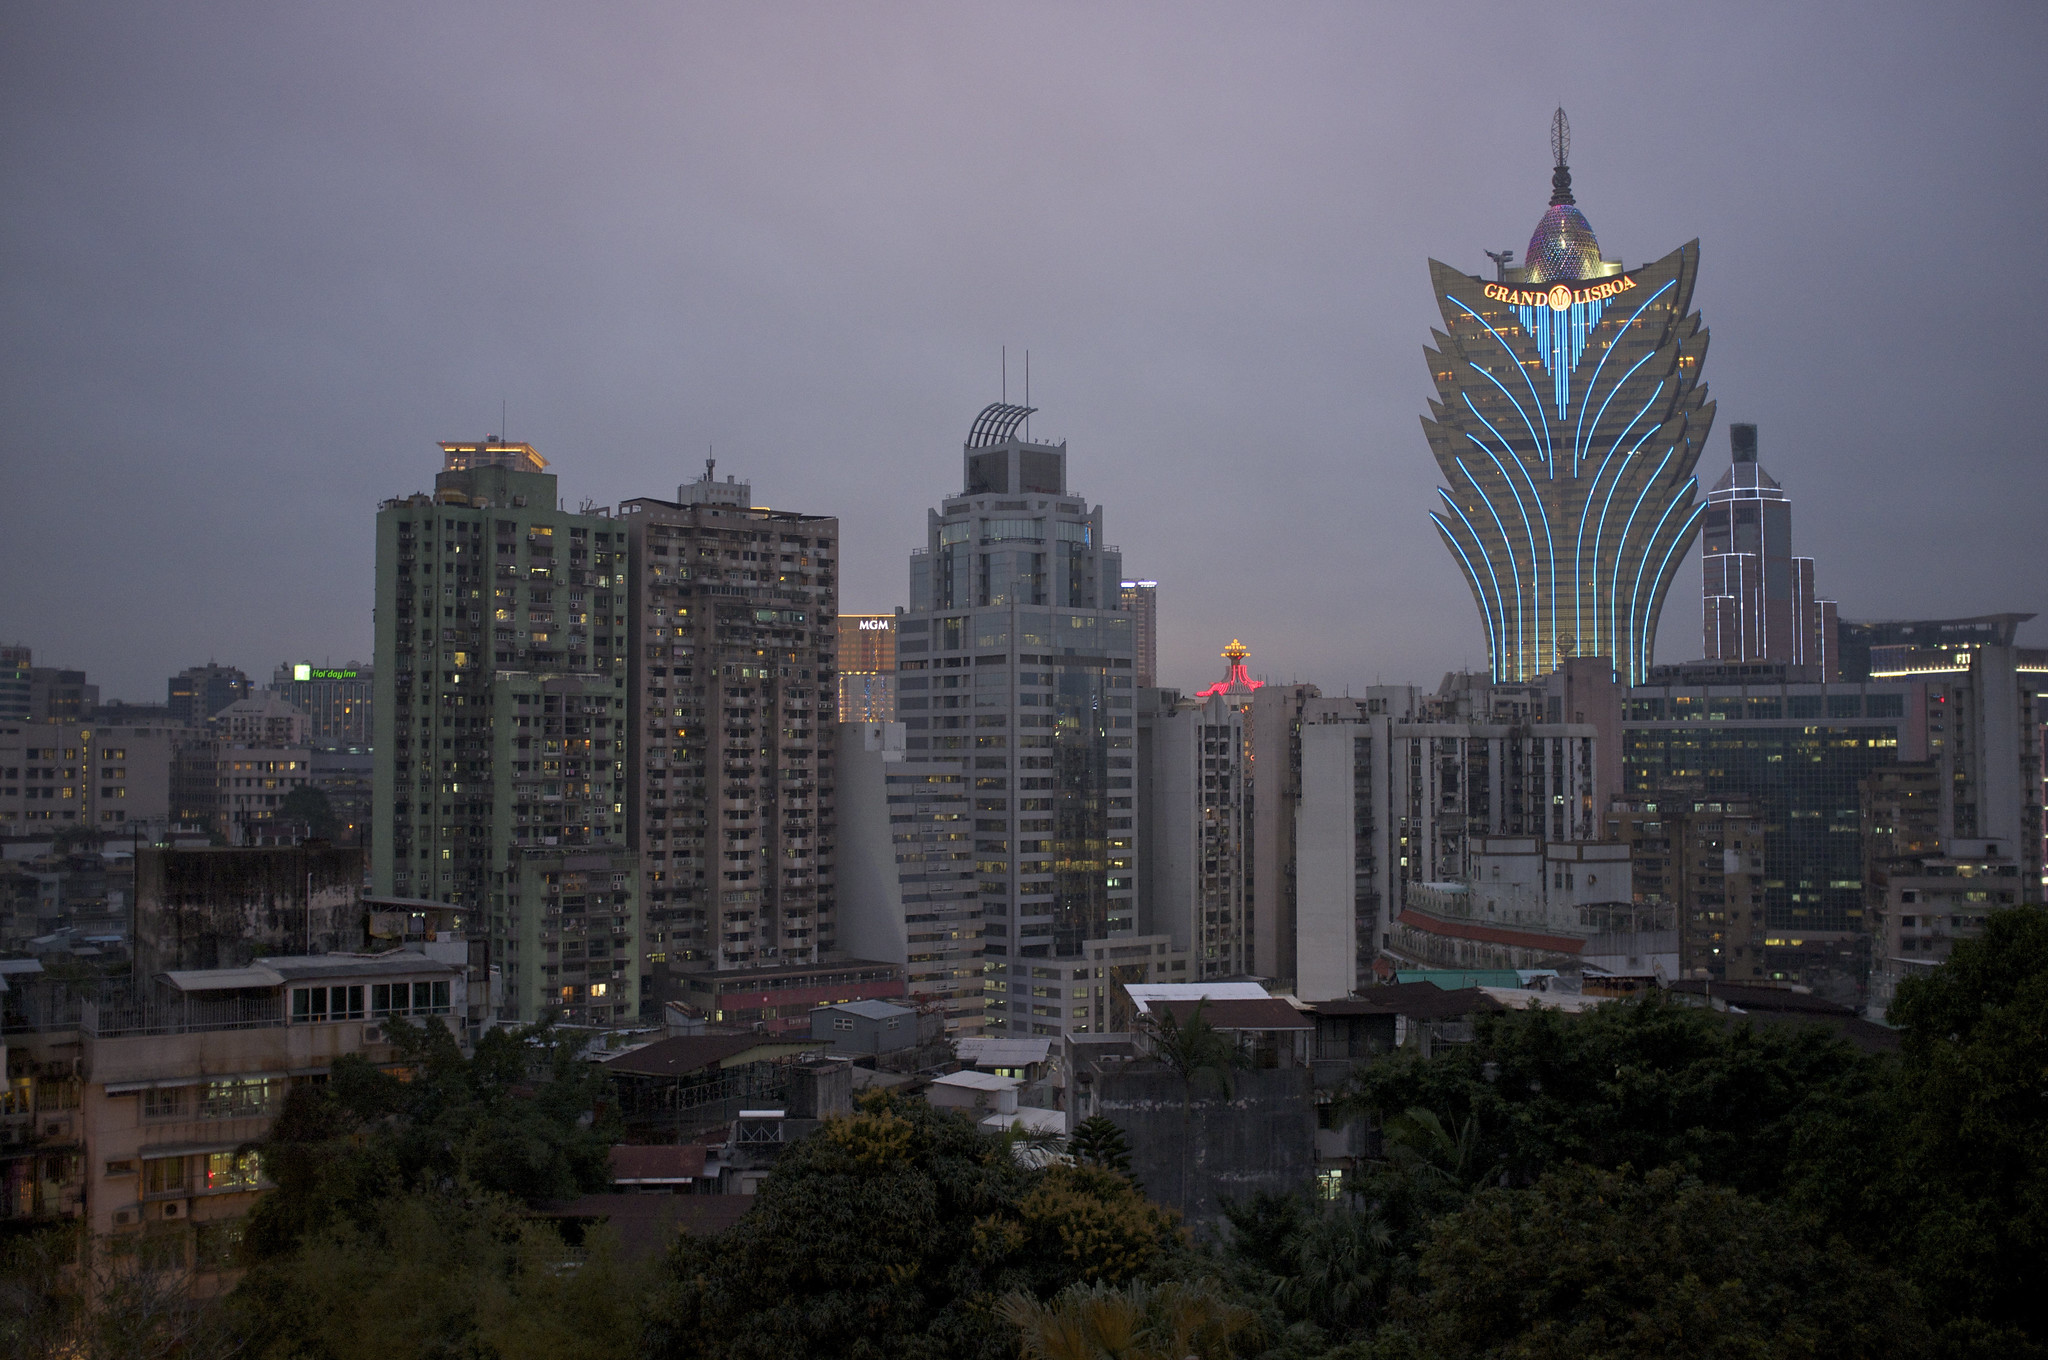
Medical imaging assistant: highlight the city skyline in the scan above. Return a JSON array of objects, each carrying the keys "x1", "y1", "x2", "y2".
[{"x1": 5, "y1": 4, "x2": 2047, "y2": 701}]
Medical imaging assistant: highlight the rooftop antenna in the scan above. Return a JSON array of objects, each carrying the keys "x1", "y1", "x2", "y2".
[
  {"x1": 1002, "y1": 345, "x2": 1007, "y2": 404},
  {"x1": 1549, "y1": 107, "x2": 1575, "y2": 206},
  {"x1": 1024, "y1": 350, "x2": 1030, "y2": 440},
  {"x1": 500, "y1": 396, "x2": 507, "y2": 443},
  {"x1": 1485, "y1": 249, "x2": 1515, "y2": 281}
]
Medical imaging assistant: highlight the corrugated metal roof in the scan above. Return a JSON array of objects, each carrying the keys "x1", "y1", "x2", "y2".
[
  {"x1": 610, "y1": 1144, "x2": 707, "y2": 1182},
  {"x1": 930, "y1": 1069, "x2": 1021, "y2": 1092},
  {"x1": 1155, "y1": 997, "x2": 1312, "y2": 1031},
  {"x1": 1393, "y1": 912, "x2": 1586, "y2": 954},
  {"x1": 259, "y1": 953, "x2": 460, "y2": 980},
  {"x1": 1310, "y1": 982, "x2": 1505, "y2": 1020},
  {"x1": 956, "y1": 1037, "x2": 1053, "y2": 1068},
  {"x1": 602, "y1": 1034, "x2": 815, "y2": 1077},
  {"x1": 817, "y1": 999, "x2": 914, "y2": 1021},
  {"x1": 159, "y1": 966, "x2": 286, "y2": 992}
]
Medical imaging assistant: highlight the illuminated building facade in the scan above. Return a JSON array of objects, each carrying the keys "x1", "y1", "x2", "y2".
[
  {"x1": 1701, "y1": 424, "x2": 1836, "y2": 676},
  {"x1": 621, "y1": 462, "x2": 839, "y2": 987},
  {"x1": 270, "y1": 662, "x2": 374, "y2": 747},
  {"x1": 1425, "y1": 111, "x2": 1713, "y2": 685},
  {"x1": 901, "y1": 404, "x2": 1140, "y2": 1038},
  {"x1": 0, "y1": 646, "x2": 28, "y2": 722},
  {"x1": 836, "y1": 614, "x2": 897, "y2": 722},
  {"x1": 371, "y1": 439, "x2": 639, "y2": 1026}
]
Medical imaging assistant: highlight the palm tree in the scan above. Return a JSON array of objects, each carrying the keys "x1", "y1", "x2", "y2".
[
  {"x1": 1275, "y1": 1202, "x2": 1396, "y2": 1337},
  {"x1": 1140, "y1": 999, "x2": 1244, "y2": 1100},
  {"x1": 1068, "y1": 1115, "x2": 1133, "y2": 1174},
  {"x1": 1380, "y1": 1105, "x2": 1484, "y2": 1191},
  {"x1": 999, "y1": 1279, "x2": 1254, "y2": 1360}
]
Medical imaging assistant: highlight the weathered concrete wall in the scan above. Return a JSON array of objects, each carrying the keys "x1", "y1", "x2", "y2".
[
  {"x1": 135, "y1": 845, "x2": 363, "y2": 976},
  {"x1": 1090, "y1": 1063, "x2": 1315, "y2": 1230}
]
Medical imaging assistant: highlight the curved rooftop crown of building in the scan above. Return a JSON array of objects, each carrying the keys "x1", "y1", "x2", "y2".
[
  {"x1": 1423, "y1": 110, "x2": 1714, "y2": 685},
  {"x1": 1524, "y1": 204, "x2": 1605, "y2": 284}
]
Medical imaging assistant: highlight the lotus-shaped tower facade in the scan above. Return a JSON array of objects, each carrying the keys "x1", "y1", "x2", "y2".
[{"x1": 1423, "y1": 110, "x2": 1713, "y2": 684}]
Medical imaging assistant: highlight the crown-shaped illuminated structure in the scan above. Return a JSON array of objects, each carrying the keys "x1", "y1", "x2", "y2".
[
  {"x1": 1423, "y1": 110, "x2": 1714, "y2": 684},
  {"x1": 1196, "y1": 639, "x2": 1264, "y2": 699}
]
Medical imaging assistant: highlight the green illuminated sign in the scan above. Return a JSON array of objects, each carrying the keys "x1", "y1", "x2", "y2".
[{"x1": 294, "y1": 665, "x2": 361, "y2": 681}]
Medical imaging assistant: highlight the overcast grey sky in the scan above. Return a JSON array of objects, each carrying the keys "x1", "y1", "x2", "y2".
[{"x1": 4, "y1": 2, "x2": 2044, "y2": 702}]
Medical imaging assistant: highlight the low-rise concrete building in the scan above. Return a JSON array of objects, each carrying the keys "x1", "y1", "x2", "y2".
[
  {"x1": 810, "y1": 999, "x2": 917, "y2": 1055},
  {"x1": 1, "y1": 951, "x2": 462, "y2": 1280},
  {"x1": 672, "y1": 958, "x2": 906, "y2": 1036},
  {"x1": 926, "y1": 1069, "x2": 1021, "y2": 1118}
]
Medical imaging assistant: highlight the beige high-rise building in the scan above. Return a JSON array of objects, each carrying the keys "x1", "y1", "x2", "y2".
[
  {"x1": 837, "y1": 614, "x2": 897, "y2": 722},
  {"x1": 0, "y1": 721, "x2": 181, "y2": 835},
  {"x1": 622, "y1": 461, "x2": 839, "y2": 996}
]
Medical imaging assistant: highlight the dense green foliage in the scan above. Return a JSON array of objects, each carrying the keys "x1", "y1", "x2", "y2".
[
  {"x1": 278, "y1": 784, "x2": 339, "y2": 841},
  {"x1": 241, "y1": 1191, "x2": 652, "y2": 1360},
  {"x1": 243, "y1": 1015, "x2": 614, "y2": 1261},
  {"x1": 1338, "y1": 987, "x2": 1873, "y2": 1199},
  {"x1": 648, "y1": 1091, "x2": 1183, "y2": 1360},
  {"x1": 1374, "y1": 1163, "x2": 1931, "y2": 1360},
  {"x1": 1798, "y1": 906, "x2": 2048, "y2": 1358},
  {"x1": 1212, "y1": 908, "x2": 2048, "y2": 1360},
  {"x1": 1069, "y1": 1115, "x2": 1134, "y2": 1174},
  {"x1": 1000, "y1": 1278, "x2": 1255, "y2": 1360},
  {"x1": 232, "y1": 1017, "x2": 635, "y2": 1357}
]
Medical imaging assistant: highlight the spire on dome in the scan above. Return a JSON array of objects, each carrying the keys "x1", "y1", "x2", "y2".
[
  {"x1": 1509, "y1": 109, "x2": 1621, "y2": 285},
  {"x1": 1549, "y1": 107, "x2": 1575, "y2": 206}
]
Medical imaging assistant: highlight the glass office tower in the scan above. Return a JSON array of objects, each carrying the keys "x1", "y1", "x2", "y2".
[
  {"x1": 901, "y1": 404, "x2": 1139, "y2": 1036},
  {"x1": 1424, "y1": 111, "x2": 1715, "y2": 685},
  {"x1": 1700, "y1": 423, "x2": 1837, "y2": 675}
]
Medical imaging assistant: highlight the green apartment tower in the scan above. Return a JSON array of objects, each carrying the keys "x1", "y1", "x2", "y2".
[
  {"x1": 372, "y1": 440, "x2": 641, "y2": 1025},
  {"x1": 1425, "y1": 111, "x2": 1714, "y2": 685}
]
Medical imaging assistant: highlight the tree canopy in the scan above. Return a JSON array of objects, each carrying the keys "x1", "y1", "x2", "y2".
[
  {"x1": 1373, "y1": 1163, "x2": 1931, "y2": 1360},
  {"x1": 648, "y1": 1090, "x2": 1184, "y2": 1360}
]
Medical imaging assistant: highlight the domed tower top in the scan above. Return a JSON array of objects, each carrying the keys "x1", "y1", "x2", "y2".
[{"x1": 1505, "y1": 110, "x2": 1625, "y2": 286}]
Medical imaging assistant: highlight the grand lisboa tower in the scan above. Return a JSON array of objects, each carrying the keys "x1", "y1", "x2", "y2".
[{"x1": 1423, "y1": 110, "x2": 1713, "y2": 685}]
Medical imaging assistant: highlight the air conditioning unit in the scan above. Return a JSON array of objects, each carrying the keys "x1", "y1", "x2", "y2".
[
  {"x1": 364, "y1": 1025, "x2": 382, "y2": 1042},
  {"x1": 161, "y1": 1202, "x2": 182, "y2": 1219},
  {"x1": 113, "y1": 1210, "x2": 134, "y2": 1226}
]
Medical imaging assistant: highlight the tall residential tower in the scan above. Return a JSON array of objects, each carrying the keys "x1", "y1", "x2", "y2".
[
  {"x1": 371, "y1": 440, "x2": 639, "y2": 1025},
  {"x1": 1424, "y1": 110, "x2": 1713, "y2": 685},
  {"x1": 620, "y1": 461, "x2": 839, "y2": 991}
]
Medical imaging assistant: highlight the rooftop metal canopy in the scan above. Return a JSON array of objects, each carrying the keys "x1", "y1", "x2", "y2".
[{"x1": 967, "y1": 402, "x2": 1036, "y2": 448}]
